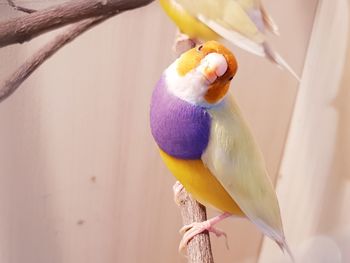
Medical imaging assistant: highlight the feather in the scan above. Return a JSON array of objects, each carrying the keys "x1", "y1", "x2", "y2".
[
  {"x1": 176, "y1": 0, "x2": 265, "y2": 43},
  {"x1": 201, "y1": 92, "x2": 293, "y2": 257},
  {"x1": 200, "y1": 16, "x2": 300, "y2": 80},
  {"x1": 259, "y1": 2, "x2": 280, "y2": 35},
  {"x1": 160, "y1": 0, "x2": 218, "y2": 40},
  {"x1": 197, "y1": 14, "x2": 265, "y2": 57},
  {"x1": 262, "y1": 42, "x2": 301, "y2": 81}
]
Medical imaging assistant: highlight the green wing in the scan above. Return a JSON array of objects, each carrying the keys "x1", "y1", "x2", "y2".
[
  {"x1": 174, "y1": 0, "x2": 268, "y2": 43},
  {"x1": 201, "y1": 92, "x2": 289, "y2": 250}
]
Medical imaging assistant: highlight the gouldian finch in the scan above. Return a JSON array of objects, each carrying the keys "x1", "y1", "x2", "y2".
[
  {"x1": 150, "y1": 41, "x2": 292, "y2": 257},
  {"x1": 159, "y1": 0, "x2": 300, "y2": 80}
]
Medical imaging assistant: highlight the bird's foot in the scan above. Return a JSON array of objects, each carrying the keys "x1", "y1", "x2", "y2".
[
  {"x1": 173, "y1": 32, "x2": 202, "y2": 57},
  {"x1": 179, "y1": 213, "x2": 231, "y2": 251},
  {"x1": 173, "y1": 181, "x2": 184, "y2": 206}
]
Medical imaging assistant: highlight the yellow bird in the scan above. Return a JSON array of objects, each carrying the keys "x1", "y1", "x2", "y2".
[
  {"x1": 159, "y1": 0, "x2": 300, "y2": 80},
  {"x1": 150, "y1": 41, "x2": 293, "y2": 258}
]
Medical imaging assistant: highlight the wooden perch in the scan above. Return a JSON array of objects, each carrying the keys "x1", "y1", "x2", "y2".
[
  {"x1": 0, "y1": 0, "x2": 155, "y2": 103},
  {"x1": 177, "y1": 188, "x2": 214, "y2": 263},
  {"x1": 0, "y1": 0, "x2": 155, "y2": 48}
]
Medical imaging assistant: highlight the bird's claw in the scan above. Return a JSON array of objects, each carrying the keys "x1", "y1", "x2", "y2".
[{"x1": 179, "y1": 221, "x2": 229, "y2": 251}]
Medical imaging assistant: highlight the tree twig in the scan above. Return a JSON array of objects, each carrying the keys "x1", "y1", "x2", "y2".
[
  {"x1": 177, "y1": 188, "x2": 214, "y2": 263},
  {"x1": 7, "y1": 0, "x2": 36, "y2": 14},
  {"x1": 0, "y1": 15, "x2": 111, "y2": 103},
  {"x1": 0, "y1": 0, "x2": 155, "y2": 48}
]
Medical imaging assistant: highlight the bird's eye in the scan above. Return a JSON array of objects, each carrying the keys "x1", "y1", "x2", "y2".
[
  {"x1": 197, "y1": 45, "x2": 203, "y2": 51},
  {"x1": 228, "y1": 76, "x2": 233, "y2": 81}
]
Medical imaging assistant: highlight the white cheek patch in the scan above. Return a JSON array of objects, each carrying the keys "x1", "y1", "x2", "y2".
[
  {"x1": 164, "y1": 53, "x2": 228, "y2": 107},
  {"x1": 165, "y1": 60, "x2": 210, "y2": 106}
]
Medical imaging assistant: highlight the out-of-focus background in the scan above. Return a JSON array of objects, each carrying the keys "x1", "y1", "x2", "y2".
[{"x1": 0, "y1": 0, "x2": 349, "y2": 262}]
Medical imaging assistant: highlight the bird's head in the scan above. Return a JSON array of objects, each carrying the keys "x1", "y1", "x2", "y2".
[{"x1": 165, "y1": 41, "x2": 238, "y2": 107}]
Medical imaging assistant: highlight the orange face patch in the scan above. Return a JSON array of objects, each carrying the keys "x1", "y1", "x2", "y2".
[
  {"x1": 176, "y1": 48, "x2": 204, "y2": 76},
  {"x1": 176, "y1": 41, "x2": 238, "y2": 104},
  {"x1": 205, "y1": 82, "x2": 231, "y2": 103}
]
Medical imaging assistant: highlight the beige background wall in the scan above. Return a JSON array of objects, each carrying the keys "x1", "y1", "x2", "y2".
[
  {"x1": 0, "y1": 1, "x2": 318, "y2": 263},
  {"x1": 260, "y1": 1, "x2": 350, "y2": 262}
]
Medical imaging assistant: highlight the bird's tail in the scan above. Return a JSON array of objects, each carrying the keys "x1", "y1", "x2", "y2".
[
  {"x1": 202, "y1": 17, "x2": 300, "y2": 81},
  {"x1": 263, "y1": 42, "x2": 301, "y2": 81},
  {"x1": 275, "y1": 237, "x2": 295, "y2": 263},
  {"x1": 252, "y1": 219, "x2": 295, "y2": 262},
  {"x1": 260, "y1": 4, "x2": 280, "y2": 35}
]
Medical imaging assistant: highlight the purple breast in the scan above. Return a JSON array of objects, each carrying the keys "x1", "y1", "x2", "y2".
[{"x1": 150, "y1": 76, "x2": 211, "y2": 159}]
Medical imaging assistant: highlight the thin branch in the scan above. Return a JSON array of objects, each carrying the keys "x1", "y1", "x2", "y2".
[
  {"x1": 7, "y1": 0, "x2": 36, "y2": 14},
  {"x1": 0, "y1": 15, "x2": 112, "y2": 103},
  {"x1": 0, "y1": 0, "x2": 155, "y2": 48},
  {"x1": 178, "y1": 188, "x2": 214, "y2": 263}
]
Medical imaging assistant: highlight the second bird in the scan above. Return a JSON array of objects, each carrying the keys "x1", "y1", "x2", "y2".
[{"x1": 160, "y1": 0, "x2": 300, "y2": 80}]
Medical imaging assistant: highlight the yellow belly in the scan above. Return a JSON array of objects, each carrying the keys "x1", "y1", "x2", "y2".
[
  {"x1": 159, "y1": 149, "x2": 244, "y2": 216},
  {"x1": 159, "y1": 0, "x2": 219, "y2": 41}
]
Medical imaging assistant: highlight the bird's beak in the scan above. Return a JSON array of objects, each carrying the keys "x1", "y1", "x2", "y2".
[{"x1": 199, "y1": 53, "x2": 228, "y2": 84}]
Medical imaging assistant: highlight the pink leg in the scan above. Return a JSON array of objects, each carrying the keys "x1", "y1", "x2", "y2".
[
  {"x1": 173, "y1": 30, "x2": 202, "y2": 57},
  {"x1": 179, "y1": 212, "x2": 231, "y2": 251}
]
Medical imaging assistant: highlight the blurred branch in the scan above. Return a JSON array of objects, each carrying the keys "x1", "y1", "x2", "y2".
[
  {"x1": 0, "y1": 0, "x2": 155, "y2": 48},
  {"x1": 7, "y1": 0, "x2": 36, "y2": 14},
  {"x1": 0, "y1": 0, "x2": 155, "y2": 103},
  {"x1": 177, "y1": 187, "x2": 214, "y2": 263},
  {"x1": 0, "y1": 15, "x2": 111, "y2": 103}
]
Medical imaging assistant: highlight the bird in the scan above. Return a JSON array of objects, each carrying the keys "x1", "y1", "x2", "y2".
[
  {"x1": 150, "y1": 40, "x2": 293, "y2": 259},
  {"x1": 159, "y1": 0, "x2": 300, "y2": 80}
]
